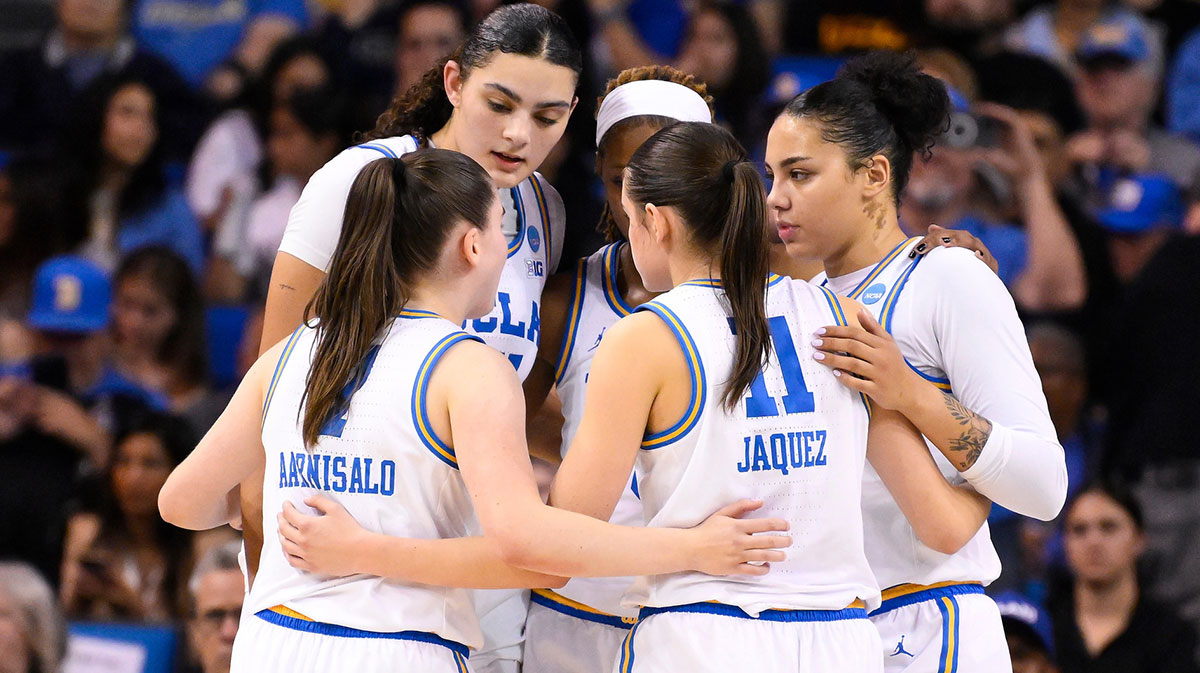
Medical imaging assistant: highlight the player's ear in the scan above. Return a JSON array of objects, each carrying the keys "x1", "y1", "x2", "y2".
[
  {"x1": 459, "y1": 225, "x2": 481, "y2": 267},
  {"x1": 645, "y1": 203, "x2": 680, "y2": 246}
]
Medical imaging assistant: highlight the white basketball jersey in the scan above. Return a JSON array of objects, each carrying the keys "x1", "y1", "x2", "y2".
[
  {"x1": 550, "y1": 242, "x2": 644, "y2": 618},
  {"x1": 812, "y1": 238, "x2": 1003, "y2": 589},
  {"x1": 250, "y1": 310, "x2": 485, "y2": 649},
  {"x1": 626, "y1": 277, "x2": 880, "y2": 616},
  {"x1": 356, "y1": 136, "x2": 565, "y2": 383}
]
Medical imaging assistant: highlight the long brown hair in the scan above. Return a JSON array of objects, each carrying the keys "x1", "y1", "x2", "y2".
[
  {"x1": 300, "y1": 150, "x2": 494, "y2": 447},
  {"x1": 594, "y1": 65, "x2": 715, "y2": 241},
  {"x1": 624, "y1": 122, "x2": 770, "y2": 410},
  {"x1": 361, "y1": 3, "x2": 582, "y2": 144}
]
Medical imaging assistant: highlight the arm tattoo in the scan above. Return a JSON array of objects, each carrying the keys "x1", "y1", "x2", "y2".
[
  {"x1": 279, "y1": 283, "x2": 296, "y2": 292},
  {"x1": 941, "y1": 392, "x2": 993, "y2": 470}
]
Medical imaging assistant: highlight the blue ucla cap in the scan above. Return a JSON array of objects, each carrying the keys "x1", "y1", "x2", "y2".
[
  {"x1": 27, "y1": 256, "x2": 111, "y2": 333},
  {"x1": 1097, "y1": 174, "x2": 1183, "y2": 234},
  {"x1": 1077, "y1": 15, "x2": 1150, "y2": 65},
  {"x1": 994, "y1": 591, "x2": 1054, "y2": 656}
]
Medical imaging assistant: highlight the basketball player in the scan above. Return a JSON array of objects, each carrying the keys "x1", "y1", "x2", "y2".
[
  {"x1": 548, "y1": 122, "x2": 993, "y2": 672},
  {"x1": 763, "y1": 51, "x2": 1068, "y2": 672},
  {"x1": 249, "y1": 6, "x2": 581, "y2": 671},
  {"x1": 159, "y1": 150, "x2": 792, "y2": 673}
]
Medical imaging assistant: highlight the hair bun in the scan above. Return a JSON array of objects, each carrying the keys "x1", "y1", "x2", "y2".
[{"x1": 840, "y1": 51, "x2": 950, "y2": 155}]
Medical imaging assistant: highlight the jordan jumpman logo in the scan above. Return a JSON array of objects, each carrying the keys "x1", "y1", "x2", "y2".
[{"x1": 891, "y1": 635, "x2": 914, "y2": 657}]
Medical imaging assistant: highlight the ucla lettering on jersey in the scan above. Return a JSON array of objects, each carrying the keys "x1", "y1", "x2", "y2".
[
  {"x1": 250, "y1": 312, "x2": 486, "y2": 649},
  {"x1": 462, "y1": 174, "x2": 562, "y2": 382},
  {"x1": 625, "y1": 276, "x2": 880, "y2": 616}
]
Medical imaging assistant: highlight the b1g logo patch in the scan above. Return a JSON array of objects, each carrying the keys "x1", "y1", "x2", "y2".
[
  {"x1": 526, "y1": 259, "x2": 544, "y2": 278},
  {"x1": 527, "y1": 225, "x2": 541, "y2": 253},
  {"x1": 861, "y1": 283, "x2": 886, "y2": 305}
]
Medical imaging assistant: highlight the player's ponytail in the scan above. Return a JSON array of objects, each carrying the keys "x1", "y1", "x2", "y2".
[
  {"x1": 300, "y1": 150, "x2": 494, "y2": 448},
  {"x1": 363, "y1": 3, "x2": 582, "y2": 143},
  {"x1": 625, "y1": 122, "x2": 770, "y2": 410}
]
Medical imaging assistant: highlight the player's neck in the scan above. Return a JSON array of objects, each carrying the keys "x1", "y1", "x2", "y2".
[
  {"x1": 824, "y1": 216, "x2": 908, "y2": 279},
  {"x1": 404, "y1": 285, "x2": 469, "y2": 326},
  {"x1": 617, "y1": 242, "x2": 658, "y2": 307},
  {"x1": 429, "y1": 122, "x2": 459, "y2": 153},
  {"x1": 668, "y1": 248, "x2": 719, "y2": 288}
]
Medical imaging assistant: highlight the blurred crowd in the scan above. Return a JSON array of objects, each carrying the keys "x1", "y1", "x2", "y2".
[{"x1": 1, "y1": 0, "x2": 1199, "y2": 671}]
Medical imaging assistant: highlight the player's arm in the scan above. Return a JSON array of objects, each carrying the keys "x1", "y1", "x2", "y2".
[
  {"x1": 815, "y1": 253, "x2": 1067, "y2": 521},
  {"x1": 159, "y1": 343, "x2": 278, "y2": 530},
  {"x1": 521, "y1": 267, "x2": 577, "y2": 464},
  {"x1": 451, "y1": 338, "x2": 789, "y2": 578}
]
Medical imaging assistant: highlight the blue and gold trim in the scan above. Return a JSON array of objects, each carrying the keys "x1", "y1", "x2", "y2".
[
  {"x1": 529, "y1": 175, "x2": 552, "y2": 267},
  {"x1": 262, "y1": 326, "x2": 305, "y2": 427},
  {"x1": 638, "y1": 601, "x2": 868, "y2": 623},
  {"x1": 411, "y1": 331, "x2": 483, "y2": 469},
  {"x1": 507, "y1": 186, "x2": 527, "y2": 259},
  {"x1": 357, "y1": 142, "x2": 399, "y2": 159},
  {"x1": 937, "y1": 595, "x2": 962, "y2": 673},
  {"x1": 617, "y1": 617, "x2": 644, "y2": 673},
  {"x1": 908, "y1": 361, "x2": 952, "y2": 392},
  {"x1": 553, "y1": 258, "x2": 588, "y2": 384},
  {"x1": 256, "y1": 608, "x2": 470, "y2": 659},
  {"x1": 870, "y1": 581, "x2": 983, "y2": 616},
  {"x1": 397, "y1": 308, "x2": 442, "y2": 320},
  {"x1": 767, "y1": 273, "x2": 785, "y2": 288},
  {"x1": 636, "y1": 301, "x2": 706, "y2": 450},
  {"x1": 679, "y1": 277, "x2": 721, "y2": 288},
  {"x1": 836, "y1": 237, "x2": 919, "y2": 298},
  {"x1": 602, "y1": 243, "x2": 637, "y2": 317},
  {"x1": 531, "y1": 589, "x2": 636, "y2": 629},
  {"x1": 879, "y1": 254, "x2": 923, "y2": 334},
  {"x1": 452, "y1": 651, "x2": 470, "y2": 673}
]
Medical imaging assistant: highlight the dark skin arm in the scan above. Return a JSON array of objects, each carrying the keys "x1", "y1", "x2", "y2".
[{"x1": 523, "y1": 267, "x2": 578, "y2": 465}]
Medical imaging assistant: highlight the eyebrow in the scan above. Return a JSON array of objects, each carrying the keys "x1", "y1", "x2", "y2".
[
  {"x1": 485, "y1": 83, "x2": 572, "y2": 110},
  {"x1": 778, "y1": 156, "x2": 811, "y2": 168}
]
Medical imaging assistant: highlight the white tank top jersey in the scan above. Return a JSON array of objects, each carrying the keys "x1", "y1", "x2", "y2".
[
  {"x1": 277, "y1": 134, "x2": 566, "y2": 382},
  {"x1": 547, "y1": 242, "x2": 645, "y2": 619},
  {"x1": 250, "y1": 310, "x2": 486, "y2": 649},
  {"x1": 626, "y1": 277, "x2": 880, "y2": 616},
  {"x1": 811, "y1": 238, "x2": 1060, "y2": 590}
]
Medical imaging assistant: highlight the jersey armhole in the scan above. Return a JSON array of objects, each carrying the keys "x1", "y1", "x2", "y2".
[
  {"x1": 634, "y1": 301, "x2": 707, "y2": 450},
  {"x1": 261, "y1": 326, "x2": 306, "y2": 427},
  {"x1": 410, "y1": 331, "x2": 485, "y2": 469},
  {"x1": 816, "y1": 287, "x2": 873, "y2": 418},
  {"x1": 553, "y1": 258, "x2": 588, "y2": 385}
]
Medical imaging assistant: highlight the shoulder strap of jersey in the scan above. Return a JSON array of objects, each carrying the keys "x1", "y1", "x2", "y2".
[
  {"x1": 261, "y1": 325, "x2": 306, "y2": 428},
  {"x1": 554, "y1": 257, "x2": 588, "y2": 385},
  {"x1": 410, "y1": 330, "x2": 485, "y2": 470},
  {"x1": 635, "y1": 300, "x2": 707, "y2": 450}
]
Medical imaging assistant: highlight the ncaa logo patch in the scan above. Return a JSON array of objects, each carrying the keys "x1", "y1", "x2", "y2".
[
  {"x1": 527, "y1": 225, "x2": 541, "y2": 252},
  {"x1": 861, "y1": 283, "x2": 886, "y2": 305}
]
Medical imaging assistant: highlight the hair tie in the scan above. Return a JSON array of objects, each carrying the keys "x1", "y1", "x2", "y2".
[{"x1": 721, "y1": 160, "x2": 741, "y2": 183}]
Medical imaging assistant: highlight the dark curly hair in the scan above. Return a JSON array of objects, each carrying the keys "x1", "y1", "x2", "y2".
[
  {"x1": 594, "y1": 65, "x2": 715, "y2": 241},
  {"x1": 362, "y1": 3, "x2": 581, "y2": 144},
  {"x1": 781, "y1": 50, "x2": 950, "y2": 204}
]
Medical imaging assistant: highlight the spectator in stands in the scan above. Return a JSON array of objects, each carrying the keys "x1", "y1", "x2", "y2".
[
  {"x1": 0, "y1": 562, "x2": 67, "y2": 673},
  {"x1": 900, "y1": 90, "x2": 1087, "y2": 312},
  {"x1": 0, "y1": 0, "x2": 200, "y2": 161},
  {"x1": 57, "y1": 74, "x2": 204, "y2": 273},
  {"x1": 185, "y1": 36, "x2": 333, "y2": 249},
  {"x1": 60, "y1": 412, "x2": 195, "y2": 622},
  {"x1": 1168, "y1": 27, "x2": 1200, "y2": 233},
  {"x1": 674, "y1": 1, "x2": 771, "y2": 149},
  {"x1": 1067, "y1": 17, "x2": 1200, "y2": 211},
  {"x1": 395, "y1": 1, "x2": 470, "y2": 97},
  {"x1": 0, "y1": 159, "x2": 69, "y2": 318},
  {"x1": 183, "y1": 542, "x2": 241, "y2": 673},
  {"x1": 996, "y1": 592, "x2": 1059, "y2": 673},
  {"x1": 1094, "y1": 173, "x2": 1183, "y2": 283},
  {"x1": 208, "y1": 86, "x2": 349, "y2": 302},
  {"x1": 129, "y1": 0, "x2": 307, "y2": 97},
  {"x1": 1049, "y1": 481, "x2": 1199, "y2": 673},
  {"x1": 1003, "y1": 0, "x2": 1166, "y2": 77},
  {"x1": 111, "y1": 248, "x2": 221, "y2": 435}
]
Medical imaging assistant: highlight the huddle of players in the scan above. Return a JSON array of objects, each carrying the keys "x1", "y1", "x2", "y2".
[{"x1": 158, "y1": 4, "x2": 1068, "y2": 673}]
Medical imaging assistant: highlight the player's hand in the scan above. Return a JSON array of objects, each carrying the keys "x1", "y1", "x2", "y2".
[
  {"x1": 909, "y1": 224, "x2": 999, "y2": 275},
  {"x1": 812, "y1": 309, "x2": 925, "y2": 413},
  {"x1": 687, "y1": 499, "x2": 790, "y2": 576},
  {"x1": 277, "y1": 494, "x2": 368, "y2": 577}
]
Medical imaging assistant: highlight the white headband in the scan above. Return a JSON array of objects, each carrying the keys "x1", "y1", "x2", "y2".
[{"x1": 595, "y1": 80, "x2": 712, "y2": 147}]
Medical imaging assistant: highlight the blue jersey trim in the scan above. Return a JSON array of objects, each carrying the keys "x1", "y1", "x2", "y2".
[
  {"x1": 617, "y1": 618, "x2": 643, "y2": 673},
  {"x1": 601, "y1": 243, "x2": 636, "y2": 317},
  {"x1": 817, "y1": 287, "x2": 872, "y2": 416},
  {"x1": 937, "y1": 595, "x2": 962, "y2": 673},
  {"x1": 869, "y1": 582, "x2": 984, "y2": 616},
  {"x1": 262, "y1": 326, "x2": 305, "y2": 427},
  {"x1": 880, "y1": 255, "x2": 923, "y2": 334},
  {"x1": 554, "y1": 258, "x2": 588, "y2": 385},
  {"x1": 357, "y1": 142, "x2": 398, "y2": 159},
  {"x1": 635, "y1": 301, "x2": 706, "y2": 450},
  {"x1": 639, "y1": 602, "x2": 868, "y2": 623},
  {"x1": 907, "y1": 360, "x2": 952, "y2": 392},
  {"x1": 848, "y1": 237, "x2": 919, "y2": 298},
  {"x1": 254, "y1": 609, "x2": 468, "y2": 658},
  {"x1": 508, "y1": 186, "x2": 527, "y2": 259},
  {"x1": 410, "y1": 332, "x2": 483, "y2": 469},
  {"x1": 530, "y1": 589, "x2": 635, "y2": 630},
  {"x1": 530, "y1": 175, "x2": 552, "y2": 270},
  {"x1": 397, "y1": 308, "x2": 442, "y2": 320}
]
